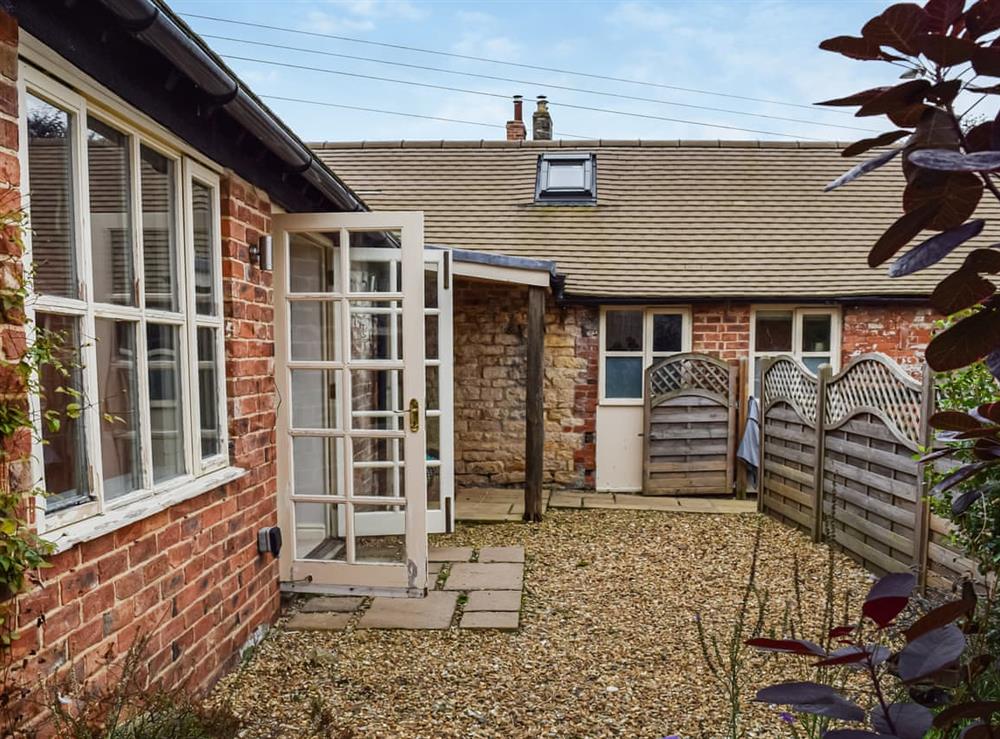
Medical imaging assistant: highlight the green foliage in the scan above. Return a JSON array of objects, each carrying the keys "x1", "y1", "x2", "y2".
[
  {"x1": 43, "y1": 635, "x2": 242, "y2": 739},
  {"x1": 0, "y1": 203, "x2": 61, "y2": 649}
]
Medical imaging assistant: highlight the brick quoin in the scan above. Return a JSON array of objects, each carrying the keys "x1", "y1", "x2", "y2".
[{"x1": 7, "y1": 171, "x2": 280, "y2": 727}]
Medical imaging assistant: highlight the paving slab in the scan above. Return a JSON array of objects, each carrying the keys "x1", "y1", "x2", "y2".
[
  {"x1": 460, "y1": 610, "x2": 520, "y2": 630},
  {"x1": 357, "y1": 591, "x2": 458, "y2": 630},
  {"x1": 429, "y1": 562, "x2": 444, "y2": 575},
  {"x1": 465, "y1": 589, "x2": 521, "y2": 612},
  {"x1": 285, "y1": 612, "x2": 353, "y2": 631},
  {"x1": 428, "y1": 546, "x2": 474, "y2": 562},
  {"x1": 299, "y1": 596, "x2": 364, "y2": 614},
  {"x1": 444, "y1": 562, "x2": 523, "y2": 591},
  {"x1": 478, "y1": 546, "x2": 525, "y2": 563}
]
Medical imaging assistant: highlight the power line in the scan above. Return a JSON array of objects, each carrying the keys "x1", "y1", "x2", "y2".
[
  {"x1": 222, "y1": 54, "x2": 824, "y2": 140},
  {"x1": 203, "y1": 33, "x2": 877, "y2": 134},
  {"x1": 261, "y1": 94, "x2": 595, "y2": 138},
  {"x1": 182, "y1": 12, "x2": 852, "y2": 116}
]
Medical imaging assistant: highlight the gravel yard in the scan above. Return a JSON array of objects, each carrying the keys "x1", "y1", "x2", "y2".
[{"x1": 211, "y1": 509, "x2": 871, "y2": 738}]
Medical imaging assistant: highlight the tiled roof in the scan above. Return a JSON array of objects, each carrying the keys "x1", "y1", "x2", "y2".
[{"x1": 312, "y1": 139, "x2": 998, "y2": 300}]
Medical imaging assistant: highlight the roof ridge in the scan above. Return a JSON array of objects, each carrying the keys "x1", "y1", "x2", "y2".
[{"x1": 309, "y1": 139, "x2": 847, "y2": 151}]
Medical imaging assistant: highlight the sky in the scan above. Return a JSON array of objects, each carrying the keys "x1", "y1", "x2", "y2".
[{"x1": 172, "y1": 0, "x2": 998, "y2": 144}]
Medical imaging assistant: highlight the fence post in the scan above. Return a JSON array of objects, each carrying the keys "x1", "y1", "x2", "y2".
[
  {"x1": 914, "y1": 363, "x2": 935, "y2": 592},
  {"x1": 812, "y1": 364, "x2": 832, "y2": 544},
  {"x1": 757, "y1": 357, "x2": 771, "y2": 513},
  {"x1": 735, "y1": 358, "x2": 748, "y2": 498},
  {"x1": 728, "y1": 359, "x2": 741, "y2": 499}
]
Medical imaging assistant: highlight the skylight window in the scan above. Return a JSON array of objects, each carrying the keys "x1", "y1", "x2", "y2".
[{"x1": 535, "y1": 153, "x2": 596, "y2": 203}]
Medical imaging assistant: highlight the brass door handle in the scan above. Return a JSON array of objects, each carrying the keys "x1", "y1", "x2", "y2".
[{"x1": 409, "y1": 398, "x2": 420, "y2": 432}]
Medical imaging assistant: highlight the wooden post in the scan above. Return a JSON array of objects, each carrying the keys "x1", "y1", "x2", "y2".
[
  {"x1": 812, "y1": 364, "x2": 832, "y2": 543},
  {"x1": 757, "y1": 357, "x2": 771, "y2": 514},
  {"x1": 914, "y1": 363, "x2": 935, "y2": 592},
  {"x1": 524, "y1": 286, "x2": 546, "y2": 523},
  {"x1": 727, "y1": 359, "x2": 739, "y2": 498},
  {"x1": 735, "y1": 357, "x2": 748, "y2": 499}
]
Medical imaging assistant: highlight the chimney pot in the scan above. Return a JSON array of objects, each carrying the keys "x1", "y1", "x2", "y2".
[
  {"x1": 506, "y1": 94, "x2": 526, "y2": 142},
  {"x1": 532, "y1": 95, "x2": 552, "y2": 141}
]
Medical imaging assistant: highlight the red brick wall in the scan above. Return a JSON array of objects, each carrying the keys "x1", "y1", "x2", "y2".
[
  {"x1": 0, "y1": 10, "x2": 27, "y2": 498},
  {"x1": 691, "y1": 303, "x2": 750, "y2": 360},
  {"x1": 841, "y1": 304, "x2": 936, "y2": 376},
  {"x1": 8, "y1": 173, "x2": 279, "y2": 726}
]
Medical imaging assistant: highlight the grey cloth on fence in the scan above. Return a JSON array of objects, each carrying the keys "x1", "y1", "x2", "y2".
[{"x1": 736, "y1": 396, "x2": 761, "y2": 488}]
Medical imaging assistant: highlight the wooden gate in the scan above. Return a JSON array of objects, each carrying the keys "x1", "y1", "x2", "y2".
[{"x1": 642, "y1": 353, "x2": 738, "y2": 496}]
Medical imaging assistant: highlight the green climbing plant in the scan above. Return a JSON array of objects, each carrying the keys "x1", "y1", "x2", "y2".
[{"x1": 0, "y1": 196, "x2": 76, "y2": 647}]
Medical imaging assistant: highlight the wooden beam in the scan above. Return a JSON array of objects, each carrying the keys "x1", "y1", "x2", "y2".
[{"x1": 524, "y1": 285, "x2": 546, "y2": 522}]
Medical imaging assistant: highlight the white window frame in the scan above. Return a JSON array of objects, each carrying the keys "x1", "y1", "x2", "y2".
[
  {"x1": 535, "y1": 153, "x2": 597, "y2": 203},
  {"x1": 20, "y1": 62, "x2": 230, "y2": 537},
  {"x1": 749, "y1": 305, "x2": 842, "y2": 395},
  {"x1": 598, "y1": 306, "x2": 692, "y2": 406}
]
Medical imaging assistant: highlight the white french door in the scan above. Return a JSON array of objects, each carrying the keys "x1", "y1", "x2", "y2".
[
  {"x1": 340, "y1": 247, "x2": 454, "y2": 537},
  {"x1": 274, "y1": 212, "x2": 428, "y2": 595}
]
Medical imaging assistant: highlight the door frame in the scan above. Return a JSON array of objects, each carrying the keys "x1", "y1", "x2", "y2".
[{"x1": 274, "y1": 211, "x2": 427, "y2": 596}]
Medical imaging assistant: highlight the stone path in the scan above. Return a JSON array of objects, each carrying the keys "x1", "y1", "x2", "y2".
[
  {"x1": 455, "y1": 487, "x2": 756, "y2": 520},
  {"x1": 283, "y1": 546, "x2": 524, "y2": 632}
]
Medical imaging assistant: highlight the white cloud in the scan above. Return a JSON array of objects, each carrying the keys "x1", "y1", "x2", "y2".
[
  {"x1": 300, "y1": 9, "x2": 375, "y2": 33},
  {"x1": 326, "y1": 0, "x2": 428, "y2": 22},
  {"x1": 607, "y1": 1, "x2": 676, "y2": 32},
  {"x1": 450, "y1": 8, "x2": 520, "y2": 62}
]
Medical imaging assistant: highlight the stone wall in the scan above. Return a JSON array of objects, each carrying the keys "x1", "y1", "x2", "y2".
[
  {"x1": 8, "y1": 171, "x2": 280, "y2": 728},
  {"x1": 452, "y1": 278, "x2": 596, "y2": 490}
]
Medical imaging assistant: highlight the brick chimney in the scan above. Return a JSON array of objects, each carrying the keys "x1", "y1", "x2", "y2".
[
  {"x1": 532, "y1": 95, "x2": 552, "y2": 141},
  {"x1": 506, "y1": 95, "x2": 526, "y2": 141}
]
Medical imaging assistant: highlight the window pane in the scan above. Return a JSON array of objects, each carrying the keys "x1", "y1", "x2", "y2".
[
  {"x1": 652, "y1": 314, "x2": 683, "y2": 353},
  {"x1": 27, "y1": 93, "x2": 76, "y2": 298},
  {"x1": 803, "y1": 355, "x2": 832, "y2": 374},
  {"x1": 291, "y1": 369, "x2": 341, "y2": 429},
  {"x1": 802, "y1": 315, "x2": 832, "y2": 353},
  {"x1": 605, "y1": 356, "x2": 643, "y2": 399},
  {"x1": 290, "y1": 233, "x2": 339, "y2": 293},
  {"x1": 547, "y1": 161, "x2": 586, "y2": 190},
  {"x1": 290, "y1": 301, "x2": 340, "y2": 361},
  {"x1": 192, "y1": 180, "x2": 217, "y2": 315},
  {"x1": 293, "y1": 436, "x2": 341, "y2": 495},
  {"x1": 36, "y1": 313, "x2": 89, "y2": 511},
  {"x1": 88, "y1": 117, "x2": 133, "y2": 305},
  {"x1": 95, "y1": 318, "x2": 141, "y2": 500},
  {"x1": 147, "y1": 323, "x2": 185, "y2": 482},
  {"x1": 197, "y1": 327, "x2": 221, "y2": 459},
  {"x1": 141, "y1": 146, "x2": 178, "y2": 312},
  {"x1": 754, "y1": 311, "x2": 793, "y2": 352},
  {"x1": 605, "y1": 310, "x2": 642, "y2": 351}
]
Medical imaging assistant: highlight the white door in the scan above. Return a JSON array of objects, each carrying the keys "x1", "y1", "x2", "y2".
[
  {"x1": 339, "y1": 247, "x2": 455, "y2": 536},
  {"x1": 275, "y1": 212, "x2": 427, "y2": 595}
]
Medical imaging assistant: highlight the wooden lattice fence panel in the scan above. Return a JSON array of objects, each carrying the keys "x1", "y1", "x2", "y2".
[
  {"x1": 760, "y1": 357, "x2": 818, "y2": 536},
  {"x1": 643, "y1": 353, "x2": 737, "y2": 495},
  {"x1": 927, "y1": 513, "x2": 981, "y2": 591},
  {"x1": 822, "y1": 356, "x2": 923, "y2": 575},
  {"x1": 758, "y1": 352, "x2": 992, "y2": 592},
  {"x1": 822, "y1": 411, "x2": 920, "y2": 575}
]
